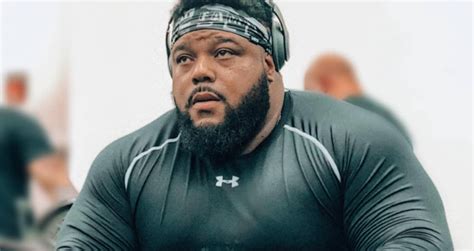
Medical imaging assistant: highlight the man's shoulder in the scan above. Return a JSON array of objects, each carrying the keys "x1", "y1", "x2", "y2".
[
  {"x1": 92, "y1": 109, "x2": 180, "y2": 171},
  {"x1": 287, "y1": 90, "x2": 409, "y2": 146},
  {"x1": 0, "y1": 107, "x2": 38, "y2": 127},
  {"x1": 0, "y1": 107, "x2": 49, "y2": 147},
  {"x1": 126, "y1": 109, "x2": 179, "y2": 143},
  {"x1": 289, "y1": 89, "x2": 371, "y2": 123}
]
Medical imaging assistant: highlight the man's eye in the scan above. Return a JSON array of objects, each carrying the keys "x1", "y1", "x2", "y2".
[
  {"x1": 215, "y1": 49, "x2": 234, "y2": 58},
  {"x1": 176, "y1": 55, "x2": 191, "y2": 64}
]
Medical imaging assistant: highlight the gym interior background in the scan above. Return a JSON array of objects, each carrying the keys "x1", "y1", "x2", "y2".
[{"x1": 1, "y1": 1, "x2": 472, "y2": 250}]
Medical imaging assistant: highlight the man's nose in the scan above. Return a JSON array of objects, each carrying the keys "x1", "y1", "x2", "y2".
[{"x1": 192, "y1": 56, "x2": 216, "y2": 85}]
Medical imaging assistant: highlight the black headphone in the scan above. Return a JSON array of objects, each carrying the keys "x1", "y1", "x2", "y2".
[
  {"x1": 165, "y1": 0, "x2": 290, "y2": 74},
  {"x1": 266, "y1": 0, "x2": 290, "y2": 71}
]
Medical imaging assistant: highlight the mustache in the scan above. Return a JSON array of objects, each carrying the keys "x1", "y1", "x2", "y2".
[{"x1": 185, "y1": 86, "x2": 227, "y2": 109}]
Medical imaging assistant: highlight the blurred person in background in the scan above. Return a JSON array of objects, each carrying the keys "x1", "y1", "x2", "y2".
[
  {"x1": 0, "y1": 72, "x2": 75, "y2": 244},
  {"x1": 0, "y1": 107, "x2": 52, "y2": 241},
  {"x1": 304, "y1": 53, "x2": 412, "y2": 145}
]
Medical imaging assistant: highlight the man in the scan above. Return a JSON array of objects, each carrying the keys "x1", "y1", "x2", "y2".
[
  {"x1": 305, "y1": 53, "x2": 412, "y2": 144},
  {"x1": 0, "y1": 107, "x2": 53, "y2": 240},
  {"x1": 57, "y1": 0, "x2": 452, "y2": 250},
  {"x1": 0, "y1": 73, "x2": 74, "y2": 244},
  {"x1": 2, "y1": 72, "x2": 76, "y2": 200}
]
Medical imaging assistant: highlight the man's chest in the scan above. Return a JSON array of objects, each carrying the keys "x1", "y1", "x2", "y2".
[{"x1": 129, "y1": 138, "x2": 345, "y2": 249}]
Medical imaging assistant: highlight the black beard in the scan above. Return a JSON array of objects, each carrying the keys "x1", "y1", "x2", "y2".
[{"x1": 176, "y1": 73, "x2": 270, "y2": 160}]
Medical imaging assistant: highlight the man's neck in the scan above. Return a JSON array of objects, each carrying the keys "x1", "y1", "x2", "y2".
[{"x1": 241, "y1": 82, "x2": 285, "y2": 155}]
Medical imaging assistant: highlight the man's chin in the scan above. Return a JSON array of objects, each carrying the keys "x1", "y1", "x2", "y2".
[
  {"x1": 192, "y1": 117, "x2": 224, "y2": 128},
  {"x1": 189, "y1": 112, "x2": 225, "y2": 127}
]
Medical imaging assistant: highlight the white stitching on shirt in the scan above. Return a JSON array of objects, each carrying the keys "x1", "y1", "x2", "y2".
[
  {"x1": 124, "y1": 134, "x2": 181, "y2": 191},
  {"x1": 283, "y1": 125, "x2": 341, "y2": 182}
]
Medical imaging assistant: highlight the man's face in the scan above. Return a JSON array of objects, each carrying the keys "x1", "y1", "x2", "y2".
[
  {"x1": 170, "y1": 29, "x2": 272, "y2": 159},
  {"x1": 171, "y1": 30, "x2": 268, "y2": 127}
]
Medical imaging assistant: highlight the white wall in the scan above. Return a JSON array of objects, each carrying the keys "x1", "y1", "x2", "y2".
[
  {"x1": 3, "y1": 1, "x2": 471, "y2": 249},
  {"x1": 1, "y1": 2, "x2": 63, "y2": 108},
  {"x1": 66, "y1": 2, "x2": 175, "y2": 187}
]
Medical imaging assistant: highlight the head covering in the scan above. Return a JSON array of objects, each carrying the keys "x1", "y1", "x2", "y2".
[{"x1": 168, "y1": 4, "x2": 272, "y2": 54}]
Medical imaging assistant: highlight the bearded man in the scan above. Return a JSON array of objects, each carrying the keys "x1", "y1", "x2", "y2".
[{"x1": 56, "y1": 0, "x2": 452, "y2": 250}]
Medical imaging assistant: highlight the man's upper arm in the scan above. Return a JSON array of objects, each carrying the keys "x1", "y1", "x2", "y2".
[
  {"x1": 340, "y1": 123, "x2": 453, "y2": 250},
  {"x1": 14, "y1": 114, "x2": 53, "y2": 164},
  {"x1": 56, "y1": 144, "x2": 137, "y2": 250},
  {"x1": 12, "y1": 114, "x2": 58, "y2": 190},
  {"x1": 8, "y1": 112, "x2": 53, "y2": 171}
]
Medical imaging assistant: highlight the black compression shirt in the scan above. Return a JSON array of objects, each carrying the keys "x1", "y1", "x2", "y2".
[{"x1": 56, "y1": 90, "x2": 452, "y2": 250}]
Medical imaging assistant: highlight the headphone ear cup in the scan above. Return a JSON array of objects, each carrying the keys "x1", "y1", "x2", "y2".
[
  {"x1": 271, "y1": 21, "x2": 285, "y2": 71},
  {"x1": 269, "y1": 2, "x2": 290, "y2": 72}
]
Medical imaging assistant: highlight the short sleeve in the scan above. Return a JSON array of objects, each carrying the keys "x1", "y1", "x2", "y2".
[{"x1": 13, "y1": 114, "x2": 53, "y2": 164}]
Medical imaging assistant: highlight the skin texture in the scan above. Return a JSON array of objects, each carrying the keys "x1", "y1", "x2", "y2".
[
  {"x1": 170, "y1": 30, "x2": 284, "y2": 155},
  {"x1": 304, "y1": 53, "x2": 362, "y2": 100}
]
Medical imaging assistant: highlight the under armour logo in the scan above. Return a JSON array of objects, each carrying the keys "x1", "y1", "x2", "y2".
[{"x1": 215, "y1": 176, "x2": 239, "y2": 188}]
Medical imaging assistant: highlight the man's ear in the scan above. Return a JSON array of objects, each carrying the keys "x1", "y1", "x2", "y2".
[{"x1": 264, "y1": 53, "x2": 276, "y2": 83}]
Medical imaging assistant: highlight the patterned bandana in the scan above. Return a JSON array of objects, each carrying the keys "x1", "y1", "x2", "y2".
[{"x1": 168, "y1": 4, "x2": 272, "y2": 54}]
